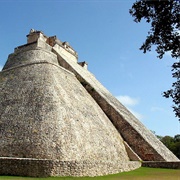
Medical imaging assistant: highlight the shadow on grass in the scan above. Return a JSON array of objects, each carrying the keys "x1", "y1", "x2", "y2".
[{"x1": 0, "y1": 167, "x2": 180, "y2": 180}]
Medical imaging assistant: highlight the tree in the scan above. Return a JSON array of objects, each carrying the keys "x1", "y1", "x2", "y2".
[
  {"x1": 160, "y1": 134, "x2": 180, "y2": 159},
  {"x1": 161, "y1": 136, "x2": 174, "y2": 148},
  {"x1": 129, "y1": 0, "x2": 180, "y2": 121},
  {"x1": 163, "y1": 62, "x2": 180, "y2": 120}
]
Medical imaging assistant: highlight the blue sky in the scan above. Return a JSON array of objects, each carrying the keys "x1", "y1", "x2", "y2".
[{"x1": 0, "y1": 0, "x2": 179, "y2": 136}]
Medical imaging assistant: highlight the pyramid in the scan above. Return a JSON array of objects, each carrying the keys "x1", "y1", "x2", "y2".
[{"x1": 0, "y1": 30, "x2": 179, "y2": 177}]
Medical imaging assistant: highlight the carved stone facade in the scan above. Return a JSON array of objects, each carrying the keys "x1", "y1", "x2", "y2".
[{"x1": 0, "y1": 30, "x2": 179, "y2": 177}]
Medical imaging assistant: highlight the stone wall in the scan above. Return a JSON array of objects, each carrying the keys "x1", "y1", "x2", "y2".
[
  {"x1": 0, "y1": 157, "x2": 141, "y2": 177},
  {"x1": 0, "y1": 41, "x2": 141, "y2": 176},
  {"x1": 124, "y1": 141, "x2": 141, "y2": 161},
  {"x1": 142, "y1": 161, "x2": 180, "y2": 169},
  {"x1": 0, "y1": 31, "x2": 179, "y2": 177},
  {"x1": 0, "y1": 49, "x2": 127, "y2": 160},
  {"x1": 52, "y1": 43, "x2": 179, "y2": 162}
]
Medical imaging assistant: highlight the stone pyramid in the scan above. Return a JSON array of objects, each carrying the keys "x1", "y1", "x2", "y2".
[{"x1": 0, "y1": 30, "x2": 179, "y2": 177}]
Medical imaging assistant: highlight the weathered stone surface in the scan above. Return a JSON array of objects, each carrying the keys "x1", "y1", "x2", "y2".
[
  {"x1": 0, "y1": 157, "x2": 141, "y2": 177},
  {"x1": 0, "y1": 41, "x2": 141, "y2": 176},
  {"x1": 142, "y1": 161, "x2": 180, "y2": 169},
  {"x1": 124, "y1": 141, "x2": 141, "y2": 161},
  {"x1": 52, "y1": 41, "x2": 179, "y2": 162},
  {"x1": 0, "y1": 59, "x2": 127, "y2": 160},
  {"x1": 0, "y1": 30, "x2": 178, "y2": 177}
]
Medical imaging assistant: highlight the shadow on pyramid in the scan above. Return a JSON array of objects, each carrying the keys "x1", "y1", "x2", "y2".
[{"x1": 0, "y1": 30, "x2": 179, "y2": 177}]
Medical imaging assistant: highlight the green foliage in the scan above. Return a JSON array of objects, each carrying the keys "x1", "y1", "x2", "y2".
[
  {"x1": 0, "y1": 168, "x2": 180, "y2": 180},
  {"x1": 163, "y1": 62, "x2": 180, "y2": 121},
  {"x1": 160, "y1": 134, "x2": 180, "y2": 158},
  {"x1": 129, "y1": 0, "x2": 180, "y2": 59},
  {"x1": 129, "y1": 0, "x2": 180, "y2": 120}
]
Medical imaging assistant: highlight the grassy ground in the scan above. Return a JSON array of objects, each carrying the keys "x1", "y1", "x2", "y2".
[{"x1": 0, "y1": 167, "x2": 180, "y2": 180}]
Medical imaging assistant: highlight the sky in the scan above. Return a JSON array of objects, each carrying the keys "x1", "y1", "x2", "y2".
[{"x1": 0, "y1": 0, "x2": 179, "y2": 136}]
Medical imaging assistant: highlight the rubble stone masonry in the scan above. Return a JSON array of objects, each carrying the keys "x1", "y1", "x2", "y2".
[{"x1": 0, "y1": 30, "x2": 179, "y2": 177}]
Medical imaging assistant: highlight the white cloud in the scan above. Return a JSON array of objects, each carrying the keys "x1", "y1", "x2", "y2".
[
  {"x1": 0, "y1": 65, "x2": 3, "y2": 71},
  {"x1": 116, "y1": 95, "x2": 143, "y2": 120},
  {"x1": 150, "y1": 106, "x2": 164, "y2": 112},
  {"x1": 116, "y1": 95, "x2": 139, "y2": 106}
]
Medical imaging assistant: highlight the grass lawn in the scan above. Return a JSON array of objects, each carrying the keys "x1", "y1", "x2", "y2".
[{"x1": 0, "y1": 167, "x2": 180, "y2": 180}]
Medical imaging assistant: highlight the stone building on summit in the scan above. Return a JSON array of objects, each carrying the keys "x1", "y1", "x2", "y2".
[{"x1": 0, "y1": 30, "x2": 179, "y2": 177}]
